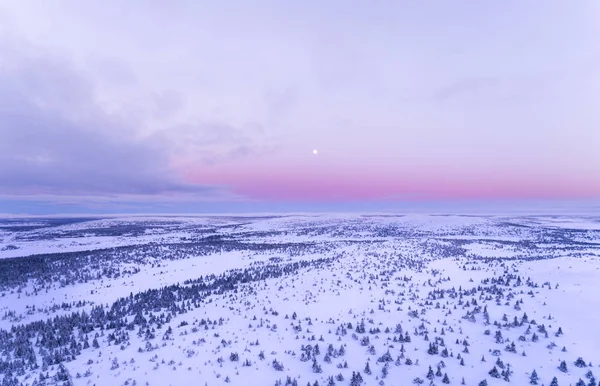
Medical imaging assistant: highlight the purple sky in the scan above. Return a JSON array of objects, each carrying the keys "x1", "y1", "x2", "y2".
[{"x1": 0, "y1": 1, "x2": 599, "y2": 214}]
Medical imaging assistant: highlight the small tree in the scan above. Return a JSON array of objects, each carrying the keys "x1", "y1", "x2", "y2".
[
  {"x1": 575, "y1": 357, "x2": 587, "y2": 368},
  {"x1": 530, "y1": 369, "x2": 539, "y2": 385},
  {"x1": 427, "y1": 366, "x2": 435, "y2": 380},
  {"x1": 312, "y1": 358, "x2": 322, "y2": 373},
  {"x1": 588, "y1": 377, "x2": 597, "y2": 386},
  {"x1": 489, "y1": 366, "x2": 500, "y2": 378},
  {"x1": 110, "y1": 357, "x2": 119, "y2": 370},
  {"x1": 272, "y1": 359, "x2": 284, "y2": 371},
  {"x1": 586, "y1": 371, "x2": 595, "y2": 379},
  {"x1": 558, "y1": 360, "x2": 568, "y2": 373}
]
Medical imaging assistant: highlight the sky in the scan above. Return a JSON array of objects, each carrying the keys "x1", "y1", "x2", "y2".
[{"x1": 0, "y1": 1, "x2": 599, "y2": 215}]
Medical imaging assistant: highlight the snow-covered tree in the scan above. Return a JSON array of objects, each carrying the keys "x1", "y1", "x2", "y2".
[{"x1": 530, "y1": 369, "x2": 539, "y2": 385}]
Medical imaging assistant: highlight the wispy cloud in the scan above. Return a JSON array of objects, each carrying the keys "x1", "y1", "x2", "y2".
[{"x1": 0, "y1": 35, "x2": 270, "y2": 203}]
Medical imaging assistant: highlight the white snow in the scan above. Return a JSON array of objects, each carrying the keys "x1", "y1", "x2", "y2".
[{"x1": 0, "y1": 214, "x2": 599, "y2": 386}]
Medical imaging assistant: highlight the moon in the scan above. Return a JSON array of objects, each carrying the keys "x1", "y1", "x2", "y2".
[{"x1": 313, "y1": 149, "x2": 318, "y2": 155}]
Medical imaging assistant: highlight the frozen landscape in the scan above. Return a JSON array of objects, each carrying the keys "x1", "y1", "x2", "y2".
[
  {"x1": 2, "y1": 0, "x2": 599, "y2": 385},
  {"x1": 1, "y1": 214, "x2": 599, "y2": 386}
]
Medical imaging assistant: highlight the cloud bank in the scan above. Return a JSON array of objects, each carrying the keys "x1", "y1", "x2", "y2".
[{"x1": 0, "y1": 36, "x2": 266, "y2": 203}]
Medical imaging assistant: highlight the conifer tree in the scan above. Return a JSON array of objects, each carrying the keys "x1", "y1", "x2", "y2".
[
  {"x1": 427, "y1": 366, "x2": 435, "y2": 380},
  {"x1": 558, "y1": 360, "x2": 568, "y2": 373},
  {"x1": 530, "y1": 369, "x2": 539, "y2": 385},
  {"x1": 442, "y1": 373, "x2": 450, "y2": 384},
  {"x1": 489, "y1": 366, "x2": 500, "y2": 378}
]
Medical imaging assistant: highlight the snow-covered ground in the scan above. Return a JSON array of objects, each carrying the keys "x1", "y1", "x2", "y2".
[{"x1": 0, "y1": 214, "x2": 599, "y2": 386}]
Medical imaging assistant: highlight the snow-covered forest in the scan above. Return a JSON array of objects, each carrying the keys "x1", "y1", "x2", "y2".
[{"x1": 1, "y1": 214, "x2": 599, "y2": 386}]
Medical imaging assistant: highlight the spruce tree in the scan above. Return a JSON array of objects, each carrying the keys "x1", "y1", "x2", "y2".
[
  {"x1": 311, "y1": 358, "x2": 322, "y2": 373},
  {"x1": 442, "y1": 373, "x2": 450, "y2": 384},
  {"x1": 489, "y1": 366, "x2": 500, "y2": 378},
  {"x1": 558, "y1": 360, "x2": 568, "y2": 373},
  {"x1": 427, "y1": 366, "x2": 435, "y2": 380},
  {"x1": 530, "y1": 369, "x2": 539, "y2": 385},
  {"x1": 576, "y1": 357, "x2": 587, "y2": 368}
]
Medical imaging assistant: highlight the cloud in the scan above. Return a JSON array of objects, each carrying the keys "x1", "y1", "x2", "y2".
[
  {"x1": 84, "y1": 54, "x2": 140, "y2": 88},
  {"x1": 265, "y1": 86, "x2": 297, "y2": 123},
  {"x1": 155, "y1": 121, "x2": 278, "y2": 167},
  {"x1": 0, "y1": 36, "x2": 250, "y2": 200},
  {"x1": 152, "y1": 90, "x2": 184, "y2": 120},
  {"x1": 432, "y1": 52, "x2": 600, "y2": 106},
  {"x1": 433, "y1": 77, "x2": 498, "y2": 102}
]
